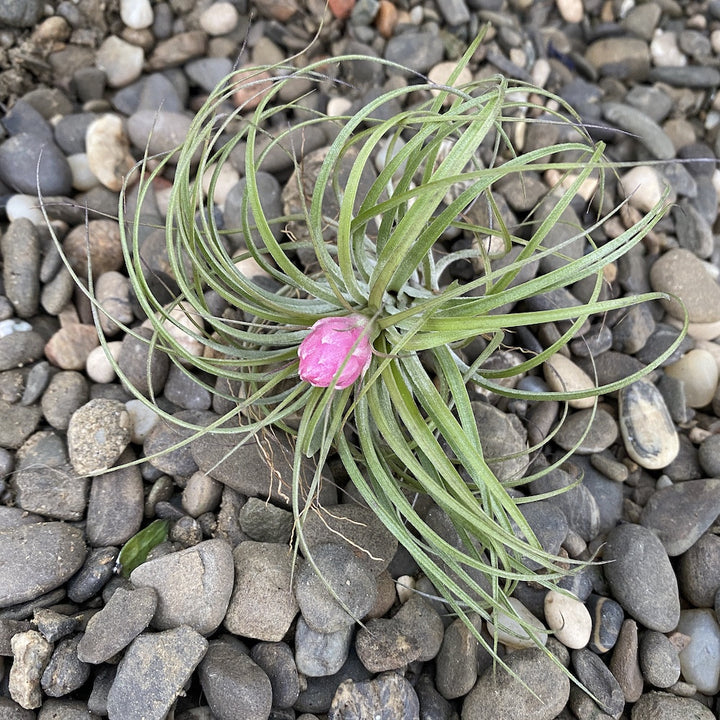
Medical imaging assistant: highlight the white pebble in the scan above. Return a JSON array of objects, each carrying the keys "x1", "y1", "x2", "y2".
[
  {"x1": 120, "y1": 0, "x2": 154, "y2": 29},
  {"x1": 619, "y1": 165, "x2": 675, "y2": 213},
  {"x1": 544, "y1": 590, "x2": 592, "y2": 649},
  {"x1": 67, "y1": 153, "x2": 100, "y2": 192},
  {"x1": 326, "y1": 96, "x2": 353, "y2": 117},
  {"x1": 86, "y1": 114, "x2": 136, "y2": 192},
  {"x1": 487, "y1": 597, "x2": 547, "y2": 649},
  {"x1": 650, "y1": 30, "x2": 688, "y2": 68},
  {"x1": 152, "y1": 302, "x2": 206, "y2": 361},
  {"x1": 543, "y1": 353, "x2": 596, "y2": 409},
  {"x1": 395, "y1": 575, "x2": 415, "y2": 604},
  {"x1": 0, "y1": 319, "x2": 33, "y2": 338},
  {"x1": 665, "y1": 349, "x2": 719, "y2": 408},
  {"x1": 202, "y1": 162, "x2": 241, "y2": 210},
  {"x1": 200, "y1": 1, "x2": 240, "y2": 36},
  {"x1": 428, "y1": 61, "x2": 473, "y2": 103},
  {"x1": 5, "y1": 194, "x2": 46, "y2": 225},
  {"x1": 677, "y1": 609, "x2": 720, "y2": 694},
  {"x1": 556, "y1": 0, "x2": 584, "y2": 23},
  {"x1": 86, "y1": 342, "x2": 122, "y2": 384},
  {"x1": 95, "y1": 35, "x2": 145, "y2": 88},
  {"x1": 126, "y1": 398, "x2": 160, "y2": 444}
]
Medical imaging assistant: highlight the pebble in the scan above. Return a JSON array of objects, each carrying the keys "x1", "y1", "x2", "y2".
[
  {"x1": 41, "y1": 371, "x2": 89, "y2": 431},
  {"x1": 45, "y1": 324, "x2": 101, "y2": 371},
  {"x1": 584, "y1": 37, "x2": 650, "y2": 81},
  {"x1": 435, "y1": 615, "x2": 483, "y2": 699},
  {"x1": 9, "y1": 630, "x2": 54, "y2": 709},
  {"x1": 67, "y1": 398, "x2": 132, "y2": 475},
  {"x1": 295, "y1": 617, "x2": 354, "y2": 677},
  {"x1": 86, "y1": 342, "x2": 122, "y2": 384},
  {"x1": 571, "y1": 647, "x2": 625, "y2": 717},
  {"x1": 130, "y1": 538, "x2": 233, "y2": 635},
  {"x1": 224, "y1": 541, "x2": 298, "y2": 642},
  {"x1": 2, "y1": 219, "x2": 40, "y2": 319},
  {"x1": 199, "y1": 2, "x2": 239, "y2": 35},
  {"x1": 640, "y1": 478, "x2": 720, "y2": 556},
  {"x1": 249, "y1": 641, "x2": 300, "y2": 709},
  {"x1": 462, "y1": 647, "x2": 569, "y2": 720},
  {"x1": 586, "y1": 594, "x2": 624, "y2": 654},
  {"x1": 612, "y1": 302, "x2": 656, "y2": 354},
  {"x1": 96, "y1": 36, "x2": 145, "y2": 88},
  {"x1": 0, "y1": 523, "x2": 86, "y2": 609},
  {"x1": 631, "y1": 691, "x2": 715, "y2": 720},
  {"x1": 602, "y1": 102, "x2": 676, "y2": 160},
  {"x1": 650, "y1": 248, "x2": 720, "y2": 324},
  {"x1": 0, "y1": 0, "x2": 43, "y2": 27},
  {"x1": 120, "y1": 0, "x2": 153, "y2": 29},
  {"x1": 181, "y1": 471, "x2": 223, "y2": 518},
  {"x1": 543, "y1": 353, "x2": 596, "y2": 409},
  {"x1": 553, "y1": 407, "x2": 618, "y2": 454},
  {"x1": 0, "y1": 134, "x2": 72, "y2": 196},
  {"x1": 198, "y1": 639, "x2": 273, "y2": 720},
  {"x1": 639, "y1": 630, "x2": 681, "y2": 688},
  {"x1": 66, "y1": 545, "x2": 118, "y2": 603},
  {"x1": 486, "y1": 597, "x2": 547, "y2": 650},
  {"x1": 63, "y1": 220, "x2": 124, "y2": 279},
  {"x1": 675, "y1": 608, "x2": 720, "y2": 694},
  {"x1": 384, "y1": 32, "x2": 444, "y2": 75},
  {"x1": 609, "y1": 619, "x2": 643, "y2": 703},
  {"x1": 0, "y1": 328, "x2": 45, "y2": 372},
  {"x1": 85, "y1": 464, "x2": 144, "y2": 546},
  {"x1": 125, "y1": 399, "x2": 159, "y2": 444},
  {"x1": 679, "y1": 533, "x2": 720, "y2": 607},
  {"x1": 603, "y1": 523, "x2": 680, "y2": 633},
  {"x1": 673, "y1": 200, "x2": 714, "y2": 258},
  {"x1": 329, "y1": 672, "x2": 420, "y2": 720},
  {"x1": 0, "y1": 399, "x2": 42, "y2": 450},
  {"x1": 664, "y1": 349, "x2": 718, "y2": 407},
  {"x1": 295, "y1": 543, "x2": 377, "y2": 633},
  {"x1": 543, "y1": 590, "x2": 591, "y2": 650},
  {"x1": 85, "y1": 115, "x2": 136, "y2": 194},
  {"x1": 618, "y1": 380, "x2": 679, "y2": 470},
  {"x1": 106, "y1": 625, "x2": 208, "y2": 720},
  {"x1": 41, "y1": 634, "x2": 90, "y2": 697},
  {"x1": 117, "y1": 327, "x2": 170, "y2": 398},
  {"x1": 238, "y1": 497, "x2": 293, "y2": 544}
]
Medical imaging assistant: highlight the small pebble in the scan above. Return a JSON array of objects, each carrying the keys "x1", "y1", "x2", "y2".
[
  {"x1": 544, "y1": 590, "x2": 591, "y2": 649},
  {"x1": 664, "y1": 348, "x2": 719, "y2": 407},
  {"x1": 95, "y1": 36, "x2": 145, "y2": 88},
  {"x1": 199, "y1": 2, "x2": 239, "y2": 35},
  {"x1": 543, "y1": 353, "x2": 596, "y2": 409},
  {"x1": 120, "y1": 0, "x2": 153, "y2": 29}
]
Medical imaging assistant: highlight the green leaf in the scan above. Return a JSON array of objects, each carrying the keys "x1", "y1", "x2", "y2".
[{"x1": 116, "y1": 520, "x2": 170, "y2": 577}]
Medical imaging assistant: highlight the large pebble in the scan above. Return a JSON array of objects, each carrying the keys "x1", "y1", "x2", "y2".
[
  {"x1": 95, "y1": 36, "x2": 144, "y2": 88},
  {"x1": 603, "y1": 523, "x2": 680, "y2": 633},
  {"x1": 631, "y1": 691, "x2": 715, "y2": 720},
  {"x1": 676, "y1": 609, "x2": 720, "y2": 694},
  {"x1": 67, "y1": 399, "x2": 132, "y2": 475},
  {"x1": 224, "y1": 541, "x2": 298, "y2": 642},
  {"x1": 130, "y1": 539, "x2": 233, "y2": 635},
  {"x1": 0, "y1": 523, "x2": 86, "y2": 608},
  {"x1": 384, "y1": 31, "x2": 444, "y2": 75},
  {"x1": 198, "y1": 639, "x2": 272, "y2": 720},
  {"x1": 544, "y1": 353, "x2": 596, "y2": 409},
  {"x1": 553, "y1": 407, "x2": 618, "y2": 454},
  {"x1": 435, "y1": 615, "x2": 483, "y2": 699},
  {"x1": 664, "y1": 349, "x2": 718, "y2": 407},
  {"x1": 106, "y1": 626, "x2": 207, "y2": 720},
  {"x1": 250, "y1": 641, "x2": 300, "y2": 709},
  {"x1": 86, "y1": 464, "x2": 144, "y2": 546},
  {"x1": 602, "y1": 102, "x2": 676, "y2": 160},
  {"x1": 462, "y1": 647, "x2": 569, "y2": 720},
  {"x1": 86, "y1": 115, "x2": 136, "y2": 192},
  {"x1": 544, "y1": 590, "x2": 591, "y2": 649},
  {"x1": 0, "y1": 134, "x2": 72, "y2": 195},
  {"x1": 572, "y1": 647, "x2": 625, "y2": 717},
  {"x1": 678, "y1": 533, "x2": 720, "y2": 607},
  {"x1": 127, "y1": 110, "x2": 196, "y2": 162},
  {"x1": 640, "y1": 478, "x2": 720, "y2": 556},
  {"x1": 62, "y1": 220, "x2": 124, "y2": 279},
  {"x1": 329, "y1": 673, "x2": 420, "y2": 720},
  {"x1": 650, "y1": 248, "x2": 720, "y2": 323},
  {"x1": 618, "y1": 380, "x2": 679, "y2": 469}
]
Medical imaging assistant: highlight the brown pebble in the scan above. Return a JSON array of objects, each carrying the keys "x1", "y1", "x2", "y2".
[
  {"x1": 45, "y1": 325, "x2": 100, "y2": 370},
  {"x1": 329, "y1": 0, "x2": 355, "y2": 19},
  {"x1": 62, "y1": 220, "x2": 124, "y2": 280},
  {"x1": 609, "y1": 619, "x2": 644, "y2": 703},
  {"x1": 375, "y1": 0, "x2": 399, "y2": 38},
  {"x1": 231, "y1": 68, "x2": 274, "y2": 111},
  {"x1": 146, "y1": 31, "x2": 207, "y2": 70}
]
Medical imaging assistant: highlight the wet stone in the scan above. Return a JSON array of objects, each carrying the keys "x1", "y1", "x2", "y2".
[
  {"x1": 603, "y1": 523, "x2": 680, "y2": 633},
  {"x1": 639, "y1": 478, "x2": 720, "y2": 556},
  {"x1": 586, "y1": 594, "x2": 624, "y2": 655},
  {"x1": 249, "y1": 641, "x2": 300, "y2": 709},
  {"x1": 130, "y1": 538, "x2": 234, "y2": 636},
  {"x1": 0, "y1": 523, "x2": 86, "y2": 609},
  {"x1": 224, "y1": 541, "x2": 298, "y2": 642},
  {"x1": 329, "y1": 672, "x2": 419, "y2": 720},
  {"x1": 106, "y1": 625, "x2": 208, "y2": 720},
  {"x1": 618, "y1": 380, "x2": 679, "y2": 470},
  {"x1": 198, "y1": 639, "x2": 273, "y2": 720},
  {"x1": 295, "y1": 616, "x2": 353, "y2": 677},
  {"x1": 77, "y1": 586, "x2": 157, "y2": 664},
  {"x1": 295, "y1": 543, "x2": 377, "y2": 634},
  {"x1": 639, "y1": 630, "x2": 681, "y2": 688}
]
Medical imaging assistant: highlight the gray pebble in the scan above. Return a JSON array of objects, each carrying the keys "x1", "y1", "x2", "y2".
[
  {"x1": 631, "y1": 691, "x2": 715, "y2": 720},
  {"x1": 471, "y1": 400, "x2": 529, "y2": 481},
  {"x1": 0, "y1": 134, "x2": 72, "y2": 195},
  {"x1": 181, "y1": 471, "x2": 223, "y2": 518},
  {"x1": 612, "y1": 301, "x2": 656, "y2": 355},
  {"x1": 38, "y1": 699, "x2": 101, "y2": 719},
  {"x1": 415, "y1": 674, "x2": 454, "y2": 720},
  {"x1": 67, "y1": 399, "x2": 132, "y2": 475},
  {"x1": 77, "y1": 586, "x2": 157, "y2": 664},
  {"x1": 697, "y1": 434, "x2": 720, "y2": 476},
  {"x1": 0, "y1": 329, "x2": 46, "y2": 372},
  {"x1": 184, "y1": 57, "x2": 233, "y2": 94},
  {"x1": 0, "y1": 696, "x2": 36, "y2": 717},
  {"x1": 127, "y1": 109, "x2": 195, "y2": 160},
  {"x1": 603, "y1": 523, "x2": 680, "y2": 633},
  {"x1": 238, "y1": 497, "x2": 294, "y2": 544},
  {"x1": 635, "y1": 323, "x2": 693, "y2": 368},
  {"x1": 3, "y1": 99, "x2": 53, "y2": 141},
  {"x1": 249, "y1": 641, "x2": 300, "y2": 709},
  {"x1": 384, "y1": 32, "x2": 444, "y2": 75},
  {"x1": 0, "y1": 523, "x2": 86, "y2": 609},
  {"x1": 572, "y1": 647, "x2": 625, "y2": 717},
  {"x1": 223, "y1": 172, "x2": 283, "y2": 250},
  {"x1": 66, "y1": 546, "x2": 117, "y2": 603},
  {"x1": 462, "y1": 647, "x2": 569, "y2": 720},
  {"x1": 41, "y1": 634, "x2": 90, "y2": 698},
  {"x1": 86, "y1": 465, "x2": 144, "y2": 546},
  {"x1": 639, "y1": 478, "x2": 720, "y2": 556},
  {"x1": 602, "y1": 102, "x2": 675, "y2": 160},
  {"x1": 679, "y1": 533, "x2": 720, "y2": 607},
  {"x1": 586, "y1": 594, "x2": 624, "y2": 654},
  {"x1": 34, "y1": 609, "x2": 79, "y2": 644},
  {"x1": 41, "y1": 371, "x2": 89, "y2": 431},
  {"x1": 106, "y1": 625, "x2": 208, "y2": 720},
  {"x1": 329, "y1": 672, "x2": 419, "y2": 720},
  {"x1": 649, "y1": 65, "x2": 720, "y2": 88},
  {"x1": 0, "y1": 0, "x2": 44, "y2": 26},
  {"x1": 117, "y1": 326, "x2": 170, "y2": 398},
  {"x1": 553, "y1": 407, "x2": 618, "y2": 455},
  {"x1": 2, "y1": 219, "x2": 40, "y2": 319},
  {"x1": 54, "y1": 112, "x2": 99, "y2": 155},
  {"x1": 40, "y1": 266, "x2": 76, "y2": 316},
  {"x1": 130, "y1": 538, "x2": 234, "y2": 635},
  {"x1": 295, "y1": 616, "x2": 354, "y2": 677},
  {"x1": 673, "y1": 200, "x2": 714, "y2": 258},
  {"x1": 198, "y1": 639, "x2": 272, "y2": 720},
  {"x1": 162, "y1": 365, "x2": 212, "y2": 411},
  {"x1": 435, "y1": 615, "x2": 483, "y2": 699},
  {"x1": 639, "y1": 630, "x2": 681, "y2": 688},
  {"x1": 224, "y1": 541, "x2": 298, "y2": 642}
]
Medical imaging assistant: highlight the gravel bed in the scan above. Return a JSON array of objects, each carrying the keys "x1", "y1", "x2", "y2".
[{"x1": 1, "y1": 0, "x2": 720, "y2": 719}]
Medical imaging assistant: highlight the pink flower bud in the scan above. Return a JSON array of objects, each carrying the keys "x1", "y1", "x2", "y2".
[{"x1": 298, "y1": 314, "x2": 372, "y2": 389}]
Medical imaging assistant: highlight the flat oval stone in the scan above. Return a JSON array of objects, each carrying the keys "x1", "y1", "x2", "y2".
[
  {"x1": 676, "y1": 609, "x2": 720, "y2": 694},
  {"x1": 553, "y1": 407, "x2": 618, "y2": 454},
  {"x1": 0, "y1": 523, "x2": 86, "y2": 608},
  {"x1": 639, "y1": 630, "x2": 681, "y2": 689},
  {"x1": 486, "y1": 597, "x2": 547, "y2": 650},
  {"x1": 664, "y1": 349, "x2": 719, "y2": 408},
  {"x1": 619, "y1": 379, "x2": 679, "y2": 469},
  {"x1": 586, "y1": 593, "x2": 624, "y2": 654},
  {"x1": 544, "y1": 590, "x2": 592, "y2": 649},
  {"x1": 544, "y1": 353, "x2": 596, "y2": 409},
  {"x1": 640, "y1": 479, "x2": 720, "y2": 556},
  {"x1": 572, "y1": 647, "x2": 625, "y2": 717},
  {"x1": 650, "y1": 248, "x2": 720, "y2": 323},
  {"x1": 603, "y1": 523, "x2": 680, "y2": 633}
]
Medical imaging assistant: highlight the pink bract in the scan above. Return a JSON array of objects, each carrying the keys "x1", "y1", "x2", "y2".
[{"x1": 298, "y1": 314, "x2": 372, "y2": 389}]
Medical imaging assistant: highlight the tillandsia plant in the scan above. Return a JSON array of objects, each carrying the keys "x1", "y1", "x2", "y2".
[{"x1": 75, "y1": 35, "x2": 683, "y2": 670}]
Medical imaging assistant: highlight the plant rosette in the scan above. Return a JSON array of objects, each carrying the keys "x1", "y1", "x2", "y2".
[{"x1": 49, "y1": 33, "x2": 685, "y2": 675}]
